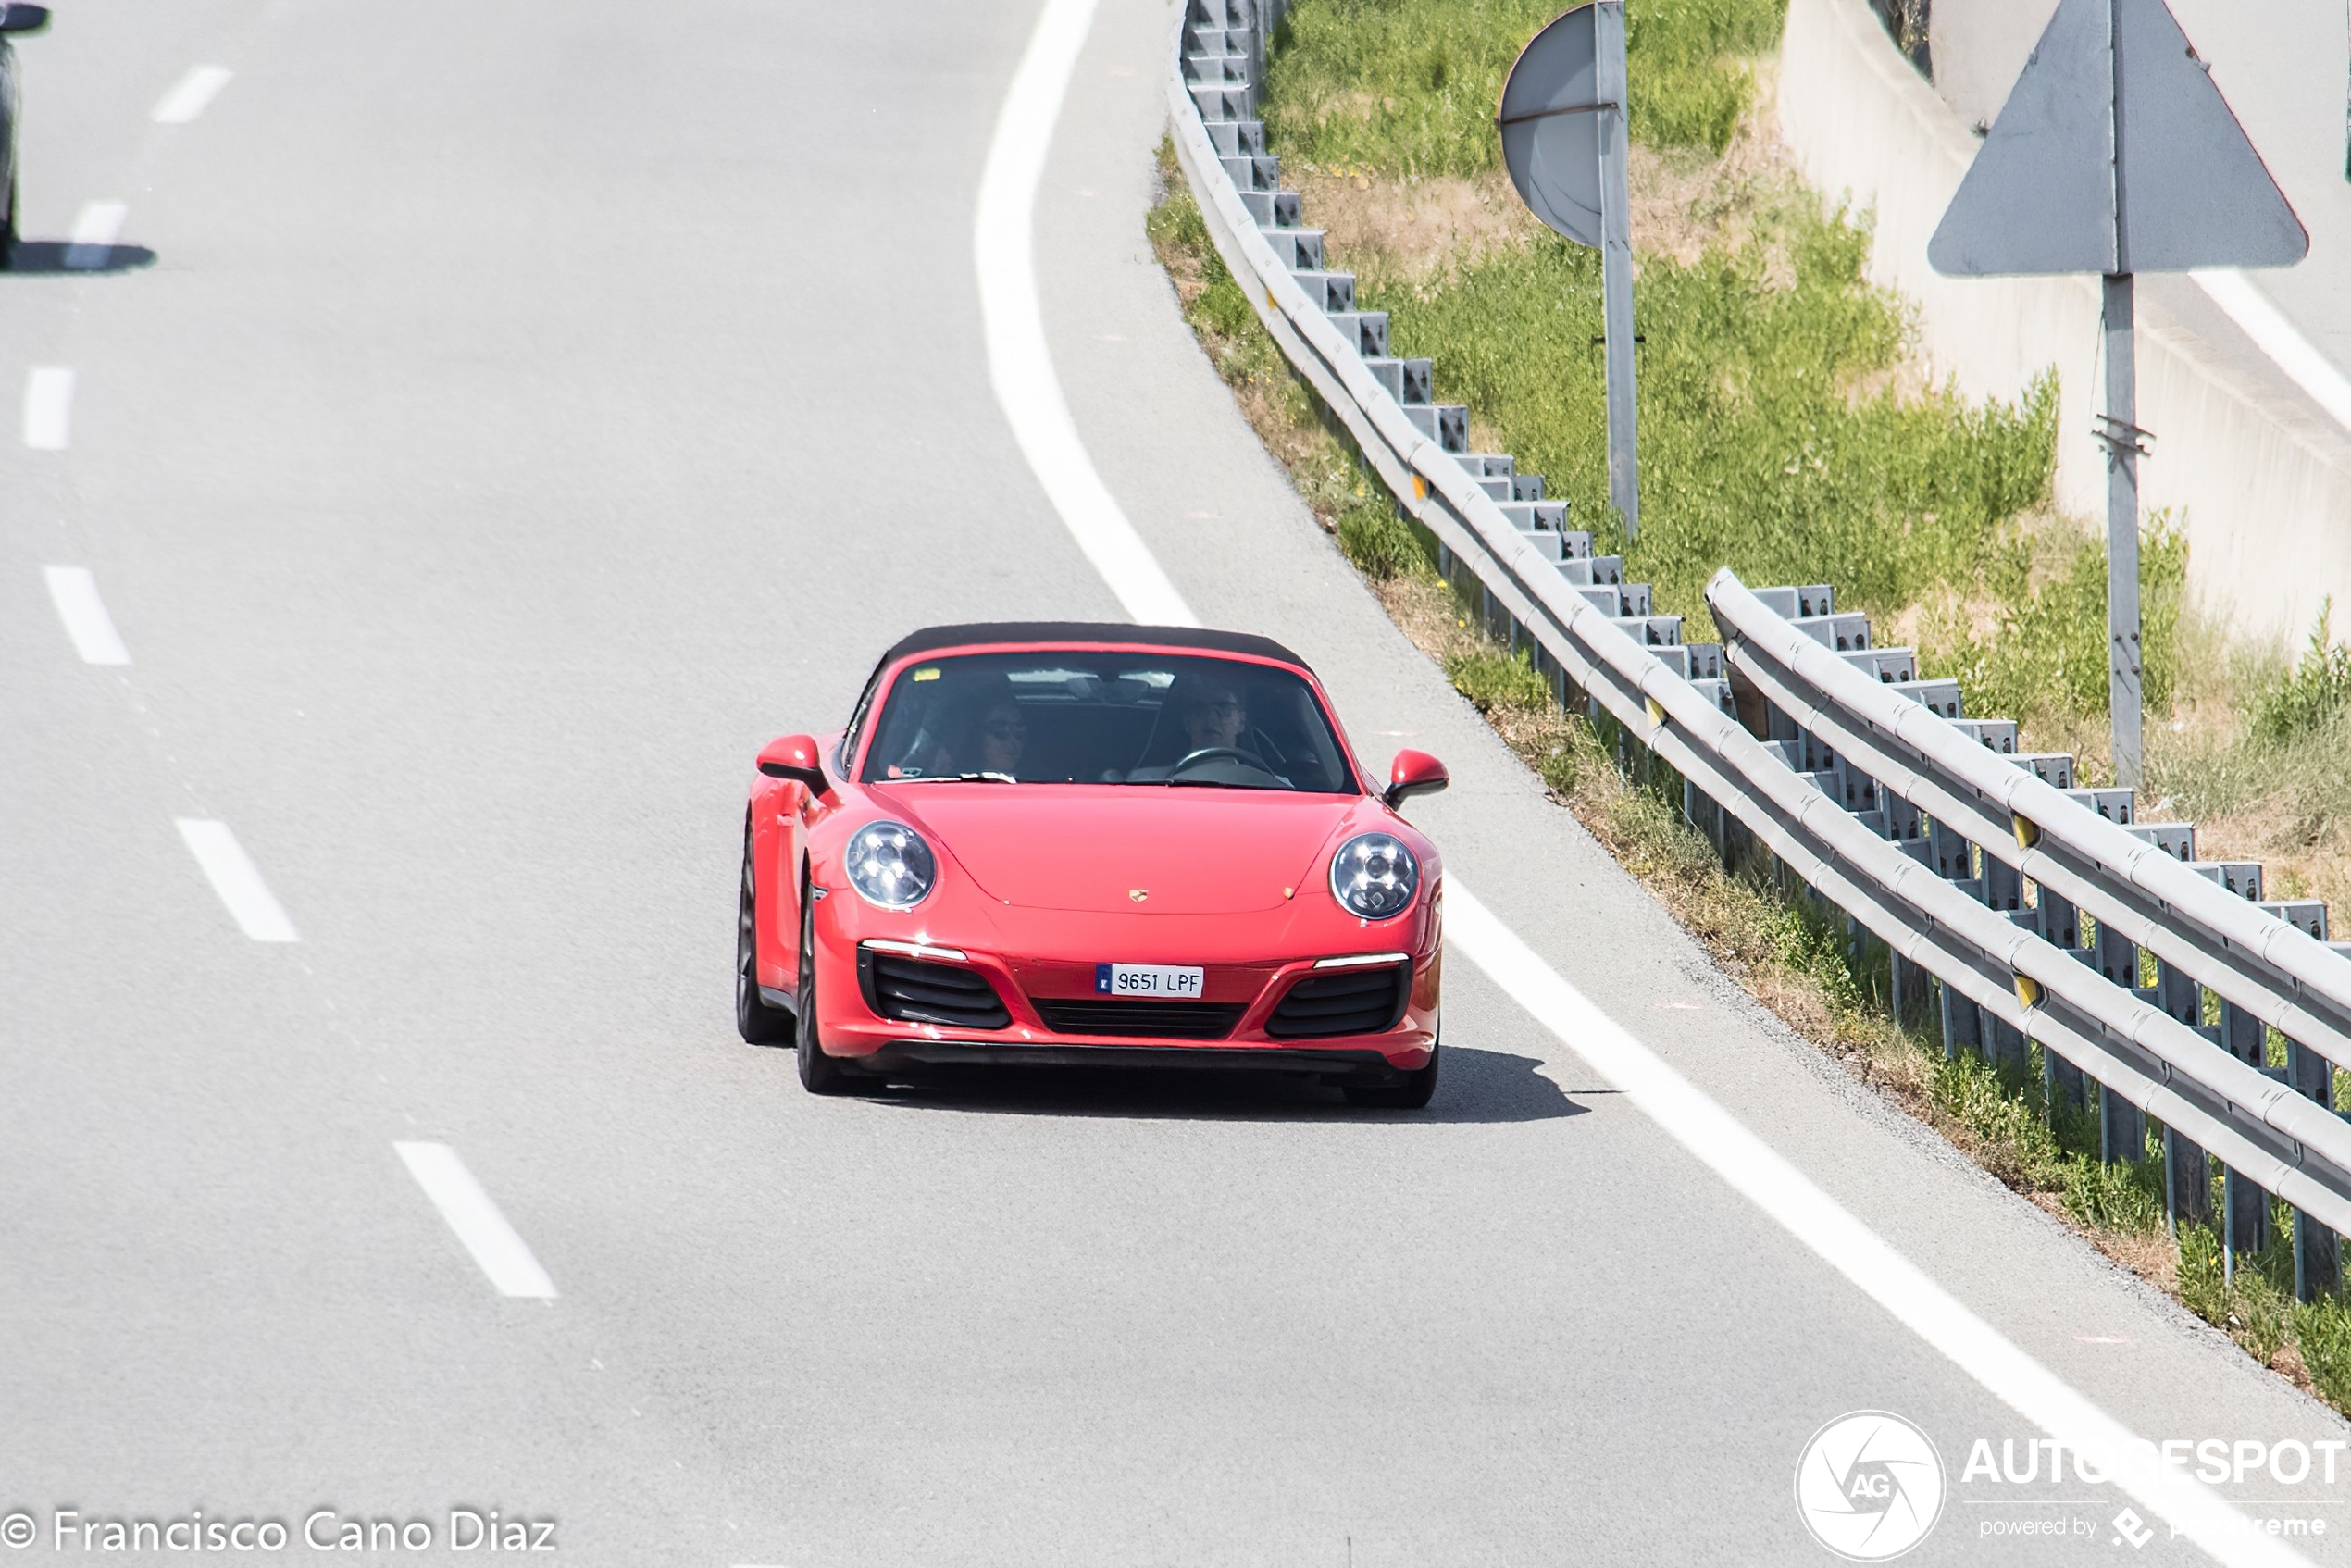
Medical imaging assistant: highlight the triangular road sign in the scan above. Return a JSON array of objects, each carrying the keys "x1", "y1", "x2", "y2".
[{"x1": 1929, "y1": 0, "x2": 2305, "y2": 277}]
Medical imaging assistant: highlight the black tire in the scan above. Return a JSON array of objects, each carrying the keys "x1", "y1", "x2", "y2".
[
  {"x1": 735, "y1": 833, "x2": 794, "y2": 1045},
  {"x1": 1344, "y1": 1041, "x2": 1440, "y2": 1110},
  {"x1": 795, "y1": 889, "x2": 854, "y2": 1095}
]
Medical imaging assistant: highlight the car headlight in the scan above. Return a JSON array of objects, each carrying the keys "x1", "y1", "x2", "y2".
[
  {"x1": 1330, "y1": 832, "x2": 1418, "y2": 919},
  {"x1": 843, "y1": 820, "x2": 936, "y2": 910}
]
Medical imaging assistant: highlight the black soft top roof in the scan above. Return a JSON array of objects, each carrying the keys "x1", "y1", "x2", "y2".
[{"x1": 877, "y1": 621, "x2": 1309, "y2": 669}]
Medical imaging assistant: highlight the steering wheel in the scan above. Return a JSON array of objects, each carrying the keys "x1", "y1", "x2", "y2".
[{"x1": 1172, "y1": 745, "x2": 1276, "y2": 776}]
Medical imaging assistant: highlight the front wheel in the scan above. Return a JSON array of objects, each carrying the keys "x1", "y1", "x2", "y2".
[
  {"x1": 1344, "y1": 1041, "x2": 1440, "y2": 1110},
  {"x1": 796, "y1": 890, "x2": 855, "y2": 1095},
  {"x1": 735, "y1": 835, "x2": 794, "y2": 1045}
]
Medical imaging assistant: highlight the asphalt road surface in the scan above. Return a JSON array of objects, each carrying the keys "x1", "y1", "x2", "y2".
[{"x1": 5, "y1": 1, "x2": 2349, "y2": 1564}]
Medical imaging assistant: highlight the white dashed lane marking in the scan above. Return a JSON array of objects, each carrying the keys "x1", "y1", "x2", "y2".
[
  {"x1": 394, "y1": 1142, "x2": 559, "y2": 1300},
  {"x1": 175, "y1": 818, "x2": 299, "y2": 942},
  {"x1": 152, "y1": 66, "x2": 232, "y2": 125},
  {"x1": 66, "y1": 201, "x2": 127, "y2": 269},
  {"x1": 43, "y1": 566, "x2": 130, "y2": 665},
  {"x1": 23, "y1": 366, "x2": 72, "y2": 449}
]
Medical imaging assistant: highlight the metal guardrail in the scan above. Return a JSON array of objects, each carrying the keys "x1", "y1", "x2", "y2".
[{"x1": 1167, "y1": 0, "x2": 2351, "y2": 1296}]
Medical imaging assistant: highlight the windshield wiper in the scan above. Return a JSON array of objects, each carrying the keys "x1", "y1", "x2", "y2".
[{"x1": 933, "y1": 770, "x2": 1019, "y2": 784}]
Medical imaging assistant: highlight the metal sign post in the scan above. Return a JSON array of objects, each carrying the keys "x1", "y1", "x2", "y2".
[
  {"x1": 1594, "y1": 2, "x2": 1638, "y2": 539},
  {"x1": 2100, "y1": 274, "x2": 2148, "y2": 785},
  {"x1": 1498, "y1": 1, "x2": 1640, "y2": 539},
  {"x1": 1929, "y1": 0, "x2": 2305, "y2": 787}
]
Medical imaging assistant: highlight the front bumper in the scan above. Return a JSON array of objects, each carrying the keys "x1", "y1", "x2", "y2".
[
  {"x1": 850, "y1": 1040, "x2": 1417, "y2": 1085},
  {"x1": 811, "y1": 911, "x2": 1440, "y2": 1074}
]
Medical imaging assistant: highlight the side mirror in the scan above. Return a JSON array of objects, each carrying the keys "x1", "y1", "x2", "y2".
[
  {"x1": 756, "y1": 734, "x2": 829, "y2": 793},
  {"x1": 0, "y1": 6, "x2": 50, "y2": 32},
  {"x1": 1384, "y1": 749, "x2": 1449, "y2": 809}
]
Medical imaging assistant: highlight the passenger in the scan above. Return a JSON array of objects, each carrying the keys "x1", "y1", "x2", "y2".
[{"x1": 931, "y1": 691, "x2": 1026, "y2": 779}]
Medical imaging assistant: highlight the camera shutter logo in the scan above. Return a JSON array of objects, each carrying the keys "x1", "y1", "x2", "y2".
[{"x1": 1794, "y1": 1410, "x2": 1946, "y2": 1560}]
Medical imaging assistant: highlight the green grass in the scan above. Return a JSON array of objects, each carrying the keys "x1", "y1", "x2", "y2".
[
  {"x1": 1143, "y1": 180, "x2": 1259, "y2": 347},
  {"x1": 1926, "y1": 515, "x2": 2189, "y2": 726},
  {"x1": 2296, "y1": 1292, "x2": 2351, "y2": 1409},
  {"x1": 1265, "y1": 0, "x2": 1788, "y2": 173},
  {"x1": 2255, "y1": 600, "x2": 2351, "y2": 743},
  {"x1": 1375, "y1": 203, "x2": 2063, "y2": 625},
  {"x1": 1445, "y1": 645, "x2": 1552, "y2": 713},
  {"x1": 1337, "y1": 498, "x2": 1424, "y2": 579}
]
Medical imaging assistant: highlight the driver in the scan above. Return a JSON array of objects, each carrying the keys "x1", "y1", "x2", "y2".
[
  {"x1": 1180, "y1": 679, "x2": 1247, "y2": 753},
  {"x1": 1120, "y1": 675, "x2": 1289, "y2": 784}
]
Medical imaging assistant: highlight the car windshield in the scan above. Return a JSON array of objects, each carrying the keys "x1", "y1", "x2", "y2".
[{"x1": 859, "y1": 651, "x2": 1357, "y2": 792}]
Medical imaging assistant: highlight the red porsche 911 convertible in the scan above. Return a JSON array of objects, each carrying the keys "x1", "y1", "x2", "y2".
[{"x1": 736, "y1": 624, "x2": 1449, "y2": 1106}]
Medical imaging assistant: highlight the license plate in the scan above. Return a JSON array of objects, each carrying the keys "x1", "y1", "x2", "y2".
[{"x1": 1096, "y1": 963, "x2": 1205, "y2": 999}]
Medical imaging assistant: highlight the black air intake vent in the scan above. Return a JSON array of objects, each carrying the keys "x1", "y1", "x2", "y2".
[
  {"x1": 860, "y1": 952, "x2": 1010, "y2": 1030},
  {"x1": 1031, "y1": 998, "x2": 1247, "y2": 1039},
  {"x1": 1266, "y1": 963, "x2": 1410, "y2": 1039}
]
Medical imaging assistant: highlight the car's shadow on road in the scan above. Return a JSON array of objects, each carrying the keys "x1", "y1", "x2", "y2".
[
  {"x1": 4, "y1": 242, "x2": 157, "y2": 275},
  {"x1": 846, "y1": 1044, "x2": 1594, "y2": 1124}
]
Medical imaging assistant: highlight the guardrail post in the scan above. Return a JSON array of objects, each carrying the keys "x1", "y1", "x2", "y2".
[
  {"x1": 1985, "y1": 856, "x2": 2023, "y2": 915},
  {"x1": 2165, "y1": 1126, "x2": 2210, "y2": 1236},
  {"x1": 1887, "y1": 950, "x2": 1929, "y2": 1033},
  {"x1": 2036, "y1": 889, "x2": 2079, "y2": 951},
  {"x1": 2298, "y1": 1208, "x2": 2341, "y2": 1302},
  {"x1": 2099, "y1": 1083, "x2": 2146, "y2": 1166},
  {"x1": 2215, "y1": 1003, "x2": 2271, "y2": 1280},
  {"x1": 1986, "y1": 1016, "x2": 2028, "y2": 1074},
  {"x1": 1928, "y1": 819, "x2": 1971, "y2": 882},
  {"x1": 2290, "y1": 1039, "x2": 2342, "y2": 1300},
  {"x1": 2220, "y1": 997, "x2": 2265, "y2": 1065},
  {"x1": 2090, "y1": 915, "x2": 2136, "y2": 989},
  {"x1": 1936, "y1": 978, "x2": 1981, "y2": 1061},
  {"x1": 2154, "y1": 956, "x2": 2200, "y2": 1025},
  {"x1": 2224, "y1": 1168, "x2": 2268, "y2": 1283},
  {"x1": 2044, "y1": 1049, "x2": 2087, "y2": 1119}
]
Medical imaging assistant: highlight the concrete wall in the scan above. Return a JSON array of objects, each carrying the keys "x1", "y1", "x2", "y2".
[
  {"x1": 1779, "y1": 0, "x2": 2351, "y2": 644},
  {"x1": 1927, "y1": 0, "x2": 2054, "y2": 131}
]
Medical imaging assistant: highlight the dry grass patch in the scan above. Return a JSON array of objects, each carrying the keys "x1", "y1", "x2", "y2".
[{"x1": 1295, "y1": 169, "x2": 1537, "y2": 283}]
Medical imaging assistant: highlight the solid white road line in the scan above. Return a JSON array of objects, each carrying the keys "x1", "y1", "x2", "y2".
[
  {"x1": 1443, "y1": 885, "x2": 2300, "y2": 1568},
  {"x1": 2196, "y1": 268, "x2": 2351, "y2": 437},
  {"x1": 23, "y1": 366, "x2": 72, "y2": 449},
  {"x1": 393, "y1": 1142, "x2": 559, "y2": 1300},
  {"x1": 151, "y1": 66, "x2": 233, "y2": 125},
  {"x1": 972, "y1": 0, "x2": 1194, "y2": 628},
  {"x1": 974, "y1": 5, "x2": 2307, "y2": 1562},
  {"x1": 174, "y1": 818, "x2": 300, "y2": 942},
  {"x1": 66, "y1": 201, "x2": 127, "y2": 269},
  {"x1": 43, "y1": 566, "x2": 131, "y2": 665}
]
